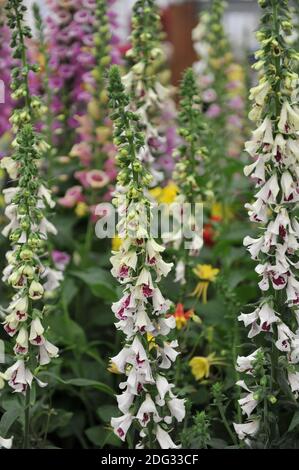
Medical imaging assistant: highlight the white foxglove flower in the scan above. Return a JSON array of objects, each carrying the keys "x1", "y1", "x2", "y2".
[
  {"x1": 233, "y1": 420, "x2": 259, "y2": 440},
  {"x1": 0, "y1": 157, "x2": 18, "y2": 179},
  {"x1": 29, "y1": 317, "x2": 44, "y2": 345},
  {"x1": 288, "y1": 372, "x2": 299, "y2": 392},
  {"x1": 174, "y1": 260, "x2": 186, "y2": 285},
  {"x1": 0, "y1": 435, "x2": 13, "y2": 449},
  {"x1": 237, "y1": 381, "x2": 258, "y2": 418},
  {"x1": 236, "y1": 349, "x2": 260, "y2": 374},
  {"x1": 167, "y1": 397, "x2": 186, "y2": 422},
  {"x1": 238, "y1": 304, "x2": 278, "y2": 338},
  {"x1": 155, "y1": 375, "x2": 174, "y2": 406},
  {"x1": 136, "y1": 394, "x2": 161, "y2": 426},
  {"x1": 116, "y1": 390, "x2": 134, "y2": 414},
  {"x1": 156, "y1": 425, "x2": 180, "y2": 449},
  {"x1": 28, "y1": 281, "x2": 44, "y2": 300},
  {"x1": 38, "y1": 340, "x2": 59, "y2": 366},
  {"x1": 111, "y1": 413, "x2": 134, "y2": 442}
]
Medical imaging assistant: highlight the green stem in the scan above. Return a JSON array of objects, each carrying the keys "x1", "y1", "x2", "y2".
[
  {"x1": 148, "y1": 419, "x2": 154, "y2": 449},
  {"x1": 23, "y1": 386, "x2": 31, "y2": 449},
  {"x1": 216, "y1": 400, "x2": 238, "y2": 446},
  {"x1": 13, "y1": 1, "x2": 31, "y2": 113}
]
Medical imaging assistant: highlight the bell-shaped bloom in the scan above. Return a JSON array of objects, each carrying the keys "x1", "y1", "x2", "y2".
[{"x1": 156, "y1": 425, "x2": 180, "y2": 449}]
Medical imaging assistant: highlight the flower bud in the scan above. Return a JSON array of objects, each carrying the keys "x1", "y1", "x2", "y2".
[
  {"x1": 268, "y1": 395, "x2": 277, "y2": 404},
  {"x1": 20, "y1": 249, "x2": 34, "y2": 261}
]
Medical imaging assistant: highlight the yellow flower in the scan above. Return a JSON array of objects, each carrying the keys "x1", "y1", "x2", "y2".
[
  {"x1": 87, "y1": 99, "x2": 99, "y2": 118},
  {"x1": 112, "y1": 236, "x2": 123, "y2": 251},
  {"x1": 227, "y1": 64, "x2": 244, "y2": 82},
  {"x1": 149, "y1": 182, "x2": 179, "y2": 204},
  {"x1": 96, "y1": 126, "x2": 111, "y2": 144},
  {"x1": 107, "y1": 361, "x2": 121, "y2": 375},
  {"x1": 149, "y1": 187, "x2": 162, "y2": 201},
  {"x1": 210, "y1": 58, "x2": 222, "y2": 70},
  {"x1": 75, "y1": 202, "x2": 89, "y2": 217},
  {"x1": 211, "y1": 202, "x2": 223, "y2": 219},
  {"x1": 189, "y1": 353, "x2": 225, "y2": 381},
  {"x1": 211, "y1": 202, "x2": 234, "y2": 221},
  {"x1": 147, "y1": 333, "x2": 157, "y2": 351},
  {"x1": 189, "y1": 356, "x2": 210, "y2": 380},
  {"x1": 37, "y1": 52, "x2": 46, "y2": 71},
  {"x1": 191, "y1": 264, "x2": 219, "y2": 303}
]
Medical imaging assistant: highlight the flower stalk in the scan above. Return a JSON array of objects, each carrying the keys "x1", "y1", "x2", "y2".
[
  {"x1": 123, "y1": 0, "x2": 173, "y2": 184},
  {"x1": 0, "y1": 0, "x2": 61, "y2": 448},
  {"x1": 108, "y1": 65, "x2": 185, "y2": 449},
  {"x1": 235, "y1": 0, "x2": 299, "y2": 446}
]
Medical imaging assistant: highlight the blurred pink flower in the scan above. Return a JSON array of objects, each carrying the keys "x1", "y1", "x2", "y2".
[
  {"x1": 206, "y1": 104, "x2": 222, "y2": 118},
  {"x1": 58, "y1": 186, "x2": 85, "y2": 208},
  {"x1": 74, "y1": 170, "x2": 89, "y2": 188},
  {"x1": 70, "y1": 142, "x2": 92, "y2": 166},
  {"x1": 51, "y1": 250, "x2": 71, "y2": 270},
  {"x1": 104, "y1": 156, "x2": 118, "y2": 180},
  {"x1": 228, "y1": 96, "x2": 244, "y2": 111},
  {"x1": 86, "y1": 170, "x2": 109, "y2": 189},
  {"x1": 228, "y1": 114, "x2": 242, "y2": 128},
  {"x1": 200, "y1": 74, "x2": 214, "y2": 87},
  {"x1": 202, "y1": 88, "x2": 217, "y2": 103},
  {"x1": 226, "y1": 80, "x2": 241, "y2": 90}
]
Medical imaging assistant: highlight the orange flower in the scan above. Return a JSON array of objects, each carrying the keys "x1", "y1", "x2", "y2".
[{"x1": 172, "y1": 303, "x2": 194, "y2": 330}]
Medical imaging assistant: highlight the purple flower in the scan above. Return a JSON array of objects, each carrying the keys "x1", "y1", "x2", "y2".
[
  {"x1": 228, "y1": 96, "x2": 244, "y2": 111},
  {"x1": 74, "y1": 10, "x2": 92, "y2": 24},
  {"x1": 0, "y1": 23, "x2": 14, "y2": 137},
  {"x1": 206, "y1": 103, "x2": 222, "y2": 118},
  {"x1": 228, "y1": 114, "x2": 242, "y2": 128},
  {"x1": 59, "y1": 64, "x2": 76, "y2": 79},
  {"x1": 82, "y1": 0, "x2": 96, "y2": 8},
  {"x1": 51, "y1": 250, "x2": 71, "y2": 271},
  {"x1": 202, "y1": 88, "x2": 217, "y2": 103}
]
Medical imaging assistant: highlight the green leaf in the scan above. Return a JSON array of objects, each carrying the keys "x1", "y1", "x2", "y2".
[
  {"x1": 70, "y1": 268, "x2": 117, "y2": 301},
  {"x1": 61, "y1": 277, "x2": 79, "y2": 307},
  {"x1": 40, "y1": 372, "x2": 114, "y2": 397},
  {"x1": 97, "y1": 405, "x2": 119, "y2": 423},
  {"x1": 47, "y1": 410, "x2": 73, "y2": 433},
  {"x1": 288, "y1": 411, "x2": 299, "y2": 432},
  {"x1": 47, "y1": 312, "x2": 87, "y2": 347},
  {"x1": 90, "y1": 284, "x2": 117, "y2": 302},
  {"x1": 0, "y1": 407, "x2": 21, "y2": 436},
  {"x1": 85, "y1": 425, "x2": 122, "y2": 448}
]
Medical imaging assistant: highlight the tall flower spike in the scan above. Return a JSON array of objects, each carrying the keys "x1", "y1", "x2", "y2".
[
  {"x1": 0, "y1": 6, "x2": 14, "y2": 139},
  {"x1": 85, "y1": 0, "x2": 114, "y2": 167},
  {"x1": 235, "y1": 0, "x2": 299, "y2": 444},
  {"x1": 169, "y1": 69, "x2": 210, "y2": 274},
  {"x1": 0, "y1": 0, "x2": 60, "y2": 395},
  {"x1": 32, "y1": 3, "x2": 54, "y2": 154},
  {"x1": 192, "y1": 0, "x2": 246, "y2": 184},
  {"x1": 173, "y1": 69, "x2": 209, "y2": 205},
  {"x1": 108, "y1": 65, "x2": 185, "y2": 449},
  {"x1": 193, "y1": 0, "x2": 231, "y2": 117},
  {"x1": 44, "y1": 0, "x2": 95, "y2": 142},
  {"x1": 123, "y1": 0, "x2": 174, "y2": 184}
]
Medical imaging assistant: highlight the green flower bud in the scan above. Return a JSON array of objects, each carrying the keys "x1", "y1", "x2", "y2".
[
  {"x1": 268, "y1": 395, "x2": 277, "y2": 404},
  {"x1": 20, "y1": 249, "x2": 34, "y2": 261}
]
